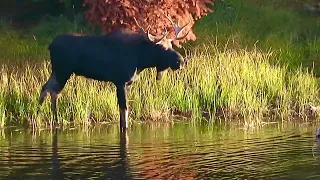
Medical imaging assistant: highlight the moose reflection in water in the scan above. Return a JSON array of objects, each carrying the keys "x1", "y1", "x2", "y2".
[
  {"x1": 50, "y1": 126, "x2": 197, "y2": 179},
  {"x1": 51, "y1": 128, "x2": 132, "y2": 179},
  {"x1": 51, "y1": 128, "x2": 63, "y2": 179},
  {"x1": 0, "y1": 126, "x2": 133, "y2": 179}
]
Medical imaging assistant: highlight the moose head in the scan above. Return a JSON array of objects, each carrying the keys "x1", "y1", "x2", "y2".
[
  {"x1": 133, "y1": 14, "x2": 191, "y2": 80},
  {"x1": 133, "y1": 14, "x2": 191, "y2": 49}
]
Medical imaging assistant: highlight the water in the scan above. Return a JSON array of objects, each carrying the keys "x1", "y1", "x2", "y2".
[{"x1": 0, "y1": 121, "x2": 320, "y2": 179}]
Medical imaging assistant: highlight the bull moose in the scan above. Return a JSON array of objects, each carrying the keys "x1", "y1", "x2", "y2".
[{"x1": 38, "y1": 15, "x2": 191, "y2": 131}]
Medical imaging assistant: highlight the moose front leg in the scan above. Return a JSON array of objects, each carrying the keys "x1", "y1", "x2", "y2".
[
  {"x1": 156, "y1": 67, "x2": 166, "y2": 81},
  {"x1": 116, "y1": 84, "x2": 129, "y2": 132},
  {"x1": 156, "y1": 72, "x2": 163, "y2": 80}
]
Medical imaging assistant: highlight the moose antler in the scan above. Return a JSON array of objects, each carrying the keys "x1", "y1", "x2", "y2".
[
  {"x1": 164, "y1": 14, "x2": 191, "y2": 43},
  {"x1": 133, "y1": 15, "x2": 191, "y2": 49},
  {"x1": 133, "y1": 17, "x2": 168, "y2": 44},
  {"x1": 133, "y1": 17, "x2": 149, "y2": 34}
]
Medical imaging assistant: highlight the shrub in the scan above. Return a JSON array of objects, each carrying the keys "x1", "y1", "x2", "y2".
[{"x1": 82, "y1": 0, "x2": 215, "y2": 46}]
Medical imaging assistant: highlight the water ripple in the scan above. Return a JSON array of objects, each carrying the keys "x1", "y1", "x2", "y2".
[{"x1": 0, "y1": 123, "x2": 320, "y2": 179}]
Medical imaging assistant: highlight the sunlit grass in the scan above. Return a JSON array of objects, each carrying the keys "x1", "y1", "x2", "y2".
[{"x1": 192, "y1": 0, "x2": 320, "y2": 75}]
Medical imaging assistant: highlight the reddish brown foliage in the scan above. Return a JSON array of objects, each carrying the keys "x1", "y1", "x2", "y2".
[{"x1": 82, "y1": 0, "x2": 215, "y2": 46}]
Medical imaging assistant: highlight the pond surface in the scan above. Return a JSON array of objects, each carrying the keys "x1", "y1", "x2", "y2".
[{"x1": 0, "y1": 121, "x2": 320, "y2": 179}]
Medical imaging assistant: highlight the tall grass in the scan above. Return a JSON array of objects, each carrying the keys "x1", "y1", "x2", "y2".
[{"x1": 192, "y1": 0, "x2": 320, "y2": 75}]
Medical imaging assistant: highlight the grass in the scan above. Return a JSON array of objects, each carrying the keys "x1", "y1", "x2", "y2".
[
  {"x1": 1, "y1": 0, "x2": 320, "y2": 128},
  {"x1": 192, "y1": 0, "x2": 320, "y2": 75}
]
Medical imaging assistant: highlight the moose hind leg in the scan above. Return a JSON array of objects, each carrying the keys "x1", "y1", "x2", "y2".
[
  {"x1": 39, "y1": 79, "x2": 51, "y2": 105},
  {"x1": 39, "y1": 73, "x2": 60, "y2": 104},
  {"x1": 39, "y1": 73, "x2": 69, "y2": 123},
  {"x1": 50, "y1": 91, "x2": 59, "y2": 122},
  {"x1": 37, "y1": 81, "x2": 49, "y2": 119}
]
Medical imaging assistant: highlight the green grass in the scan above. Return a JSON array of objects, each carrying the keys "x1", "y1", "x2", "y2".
[
  {"x1": 1, "y1": 0, "x2": 320, "y2": 128},
  {"x1": 192, "y1": 0, "x2": 320, "y2": 75}
]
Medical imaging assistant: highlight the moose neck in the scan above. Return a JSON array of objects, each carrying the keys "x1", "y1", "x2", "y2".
[{"x1": 138, "y1": 43, "x2": 168, "y2": 70}]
